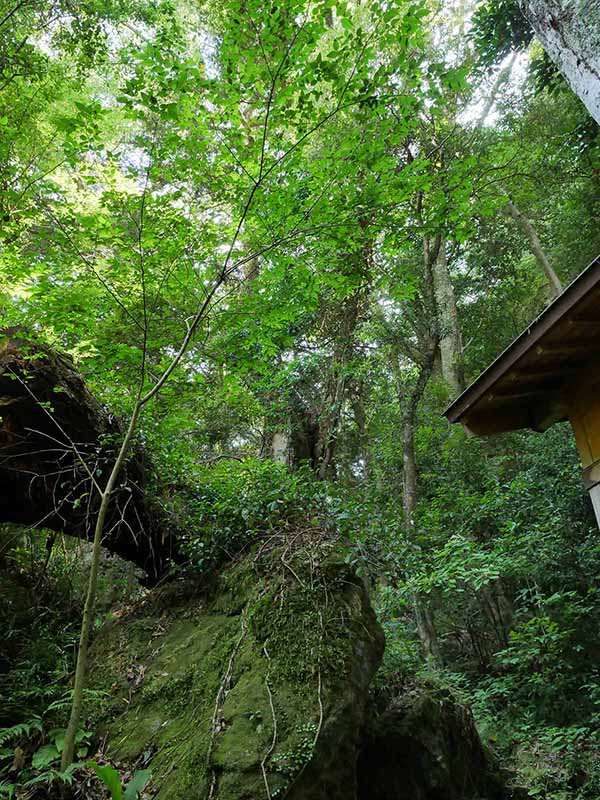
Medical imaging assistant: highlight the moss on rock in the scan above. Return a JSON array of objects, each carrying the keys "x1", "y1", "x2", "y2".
[{"x1": 87, "y1": 547, "x2": 384, "y2": 800}]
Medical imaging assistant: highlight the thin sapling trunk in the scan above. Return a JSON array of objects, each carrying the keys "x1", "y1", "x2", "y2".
[{"x1": 60, "y1": 404, "x2": 141, "y2": 769}]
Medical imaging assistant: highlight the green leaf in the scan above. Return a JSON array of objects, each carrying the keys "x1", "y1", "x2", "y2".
[
  {"x1": 87, "y1": 762, "x2": 123, "y2": 800},
  {"x1": 31, "y1": 744, "x2": 60, "y2": 769},
  {"x1": 124, "y1": 768, "x2": 152, "y2": 800}
]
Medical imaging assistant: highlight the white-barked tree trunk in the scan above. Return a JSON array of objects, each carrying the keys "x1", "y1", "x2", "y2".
[{"x1": 521, "y1": 0, "x2": 600, "y2": 124}]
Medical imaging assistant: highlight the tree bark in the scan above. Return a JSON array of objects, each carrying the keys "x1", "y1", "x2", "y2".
[
  {"x1": 521, "y1": 0, "x2": 600, "y2": 124},
  {"x1": 315, "y1": 265, "x2": 370, "y2": 480},
  {"x1": 431, "y1": 241, "x2": 464, "y2": 396},
  {"x1": 316, "y1": 361, "x2": 348, "y2": 480},
  {"x1": 350, "y1": 378, "x2": 371, "y2": 479},
  {"x1": 400, "y1": 351, "x2": 441, "y2": 663},
  {"x1": 505, "y1": 200, "x2": 563, "y2": 297},
  {"x1": 270, "y1": 431, "x2": 291, "y2": 465},
  {"x1": 0, "y1": 332, "x2": 179, "y2": 582}
]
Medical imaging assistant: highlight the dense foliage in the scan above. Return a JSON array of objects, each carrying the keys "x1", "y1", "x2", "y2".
[{"x1": 2, "y1": 0, "x2": 600, "y2": 797}]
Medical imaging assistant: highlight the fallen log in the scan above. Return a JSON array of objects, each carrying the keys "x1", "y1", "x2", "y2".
[{"x1": 0, "y1": 330, "x2": 179, "y2": 582}]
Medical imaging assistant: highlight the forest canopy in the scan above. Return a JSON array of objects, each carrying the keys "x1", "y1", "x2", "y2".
[{"x1": 1, "y1": 0, "x2": 600, "y2": 798}]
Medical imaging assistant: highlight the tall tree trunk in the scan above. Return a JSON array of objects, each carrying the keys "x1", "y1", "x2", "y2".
[
  {"x1": 521, "y1": 0, "x2": 600, "y2": 124},
  {"x1": 61, "y1": 399, "x2": 142, "y2": 769},
  {"x1": 316, "y1": 236, "x2": 371, "y2": 479},
  {"x1": 289, "y1": 397, "x2": 320, "y2": 470},
  {"x1": 505, "y1": 201, "x2": 563, "y2": 297},
  {"x1": 350, "y1": 378, "x2": 371, "y2": 480},
  {"x1": 316, "y1": 309, "x2": 356, "y2": 479},
  {"x1": 431, "y1": 241, "x2": 464, "y2": 396},
  {"x1": 400, "y1": 353, "x2": 441, "y2": 663},
  {"x1": 270, "y1": 431, "x2": 291, "y2": 465},
  {"x1": 477, "y1": 52, "x2": 517, "y2": 127},
  {"x1": 243, "y1": 255, "x2": 292, "y2": 467}
]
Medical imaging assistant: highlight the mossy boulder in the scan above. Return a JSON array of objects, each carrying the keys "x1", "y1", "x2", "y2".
[
  {"x1": 357, "y1": 683, "x2": 529, "y2": 800},
  {"x1": 87, "y1": 548, "x2": 384, "y2": 799}
]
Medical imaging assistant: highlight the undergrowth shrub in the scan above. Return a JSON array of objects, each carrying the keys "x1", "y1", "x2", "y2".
[
  {"x1": 169, "y1": 459, "x2": 328, "y2": 572},
  {"x1": 0, "y1": 527, "x2": 139, "y2": 797}
]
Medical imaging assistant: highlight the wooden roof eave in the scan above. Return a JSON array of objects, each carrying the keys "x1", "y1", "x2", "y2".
[{"x1": 444, "y1": 254, "x2": 600, "y2": 437}]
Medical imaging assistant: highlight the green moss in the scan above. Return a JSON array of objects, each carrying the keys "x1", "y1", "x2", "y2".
[
  {"x1": 87, "y1": 547, "x2": 382, "y2": 799},
  {"x1": 212, "y1": 557, "x2": 262, "y2": 615},
  {"x1": 246, "y1": 559, "x2": 363, "y2": 686}
]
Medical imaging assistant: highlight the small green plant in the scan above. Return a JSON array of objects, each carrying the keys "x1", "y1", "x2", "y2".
[
  {"x1": 0, "y1": 719, "x2": 43, "y2": 748},
  {"x1": 177, "y1": 459, "x2": 325, "y2": 573},
  {"x1": 0, "y1": 715, "x2": 93, "y2": 796},
  {"x1": 0, "y1": 765, "x2": 79, "y2": 797},
  {"x1": 0, "y1": 780, "x2": 15, "y2": 799},
  {"x1": 87, "y1": 761, "x2": 152, "y2": 800},
  {"x1": 271, "y1": 722, "x2": 317, "y2": 779}
]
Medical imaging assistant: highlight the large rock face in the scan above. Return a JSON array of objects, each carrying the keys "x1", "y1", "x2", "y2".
[
  {"x1": 357, "y1": 684, "x2": 527, "y2": 800},
  {"x1": 88, "y1": 550, "x2": 384, "y2": 799},
  {"x1": 87, "y1": 549, "x2": 527, "y2": 799}
]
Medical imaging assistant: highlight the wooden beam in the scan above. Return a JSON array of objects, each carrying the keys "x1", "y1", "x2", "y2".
[
  {"x1": 567, "y1": 317, "x2": 600, "y2": 327},
  {"x1": 534, "y1": 343, "x2": 600, "y2": 358},
  {"x1": 531, "y1": 395, "x2": 568, "y2": 432},
  {"x1": 461, "y1": 407, "x2": 531, "y2": 436},
  {"x1": 503, "y1": 367, "x2": 581, "y2": 385},
  {"x1": 494, "y1": 387, "x2": 547, "y2": 399}
]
